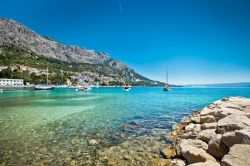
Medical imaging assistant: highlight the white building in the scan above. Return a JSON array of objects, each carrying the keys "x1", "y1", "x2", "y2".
[{"x1": 0, "y1": 79, "x2": 24, "y2": 86}]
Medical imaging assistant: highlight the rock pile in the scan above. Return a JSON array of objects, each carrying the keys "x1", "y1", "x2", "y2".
[{"x1": 171, "y1": 97, "x2": 250, "y2": 166}]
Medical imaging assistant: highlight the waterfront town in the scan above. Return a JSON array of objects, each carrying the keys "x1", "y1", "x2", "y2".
[{"x1": 0, "y1": 65, "x2": 147, "y2": 88}]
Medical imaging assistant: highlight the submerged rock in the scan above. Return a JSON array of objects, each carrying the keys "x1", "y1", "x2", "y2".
[
  {"x1": 88, "y1": 139, "x2": 98, "y2": 145},
  {"x1": 160, "y1": 148, "x2": 176, "y2": 159},
  {"x1": 170, "y1": 158, "x2": 186, "y2": 166}
]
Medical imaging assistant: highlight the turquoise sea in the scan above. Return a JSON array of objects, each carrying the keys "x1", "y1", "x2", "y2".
[{"x1": 0, "y1": 87, "x2": 250, "y2": 165}]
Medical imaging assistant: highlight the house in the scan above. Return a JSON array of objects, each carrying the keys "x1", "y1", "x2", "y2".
[{"x1": 0, "y1": 79, "x2": 24, "y2": 86}]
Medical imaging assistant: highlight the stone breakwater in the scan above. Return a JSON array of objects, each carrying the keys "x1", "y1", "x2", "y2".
[{"x1": 171, "y1": 96, "x2": 250, "y2": 166}]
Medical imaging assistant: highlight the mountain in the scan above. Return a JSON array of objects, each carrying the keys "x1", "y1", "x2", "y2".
[
  {"x1": 0, "y1": 18, "x2": 163, "y2": 86},
  {"x1": 184, "y1": 82, "x2": 250, "y2": 88}
]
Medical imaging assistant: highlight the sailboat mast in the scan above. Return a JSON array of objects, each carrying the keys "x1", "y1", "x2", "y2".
[
  {"x1": 47, "y1": 67, "x2": 48, "y2": 85},
  {"x1": 166, "y1": 68, "x2": 168, "y2": 85}
]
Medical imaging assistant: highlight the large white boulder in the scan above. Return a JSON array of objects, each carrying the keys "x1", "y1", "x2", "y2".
[{"x1": 221, "y1": 144, "x2": 250, "y2": 166}]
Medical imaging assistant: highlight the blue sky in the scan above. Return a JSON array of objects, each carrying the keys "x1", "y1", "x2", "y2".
[{"x1": 1, "y1": 0, "x2": 250, "y2": 84}]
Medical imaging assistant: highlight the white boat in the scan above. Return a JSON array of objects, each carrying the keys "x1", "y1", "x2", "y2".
[
  {"x1": 34, "y1": 85, "x2": 54, "y2": 90},
  {"x1": 34, "y1": 67, "x2": 54, "y2": 90},
  {"x1": 76, "y1": 85, "x2": 92, "y2": 91}
]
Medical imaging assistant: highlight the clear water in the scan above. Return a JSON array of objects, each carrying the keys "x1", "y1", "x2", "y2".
[{"x1": 0, "y1": 87, "x2": 250, "y2": 165}]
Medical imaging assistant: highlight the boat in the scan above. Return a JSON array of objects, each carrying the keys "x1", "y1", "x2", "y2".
[
  {"x1": 34, "y1": 85, "x2": 54, "y2": 90},
  {"x1": 34, "y1": 67, "x2": 54, "y2": 90},
  {"x1": 76, "y1": 85, "x2": 92, "y2": 91},
  {"x1": 124, "y1": 82, "x2": 131, "y2": 91},
  {"x1": 163, "y1": 68, "x2": 170, "y2": 91}
]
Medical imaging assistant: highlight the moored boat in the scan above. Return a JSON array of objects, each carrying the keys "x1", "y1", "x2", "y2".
[
  {"x1": 76, "y1": 85, "x2": 92, "y2": 91},
  {"x1": 124, "y1": 82, "x2": 131, "y2": 91},
  {"x1": 163, "y1": 68, "x2": 170, "y2": 91},
  {"x1": 34, "y1": 85, "x2": 54, "y2": 90},
  {"x1": 34, "y1": 67, "x2": 54, "y2": 90},
  {"x1": 163, "y1": 85, "x2": 170, "y2": 91}
]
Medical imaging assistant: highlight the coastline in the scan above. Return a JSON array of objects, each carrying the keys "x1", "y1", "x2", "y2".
[
  {"x1": 93, "y1": 96, "x2": 250, "y2": 166},
  {"x1": 169, "y1": 96, "x2": 250, "y2": 166}
]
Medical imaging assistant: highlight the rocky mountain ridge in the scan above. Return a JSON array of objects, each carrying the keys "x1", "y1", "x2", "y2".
[
  {"x1": 0, "y1": 18, "x2": 162, "y2": 85},
  {"x1": 0, "y1": 18, "x2": 127, "y2": 69}
]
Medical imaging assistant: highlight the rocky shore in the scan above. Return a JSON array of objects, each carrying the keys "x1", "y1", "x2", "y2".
[
  {"x1": 89, "y1": 96, "x2": 250, "y2": 166},
  {"x1": 170, "y1": 96, "x2": 250, "y2": 166}
]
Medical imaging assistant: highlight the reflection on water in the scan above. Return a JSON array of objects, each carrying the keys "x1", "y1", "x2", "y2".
[{"x1": 0, "y1": 87, "x2": 250, "y2": 165}]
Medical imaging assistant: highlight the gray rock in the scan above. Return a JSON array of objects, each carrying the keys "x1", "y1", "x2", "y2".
[
  {"x1": 222, "y1": 129, "x2": 250, "y2": 148},
  {"x1": 197, "y1": 129, "x2": 217, "y2": 143},
  {"x1": 191, "y1": 115, "x2": 201, "y2": 124},
  {"x1": 176, "y1": 139, "x2": 208, "y2": 156},
  {"x1": 228, "y1": 97, "x2": 250, "y2": 107},
  {"x1": 170, "y1": 158, "x2": 186, "y2": 166},
  {"x1": 221, "y1": 131, "x2": 240, "y2": 148},
  {"x1": 218, "y1": 101, "x2": 243, "y2": 110},
  {"x1": 200, "y1": 115, "x2": 216, "y2": 123},
  {"x1": 188, "y1": 161, "x2": 220, "y2": 166},
  {"x1": 235, "y1": 129, "x2": 250, "y2": 144},
  {"x1": 182, "y1": 147, "x2": 216, "y2": 164},
  {"x1": 182, "y1": 131, "x2": 198, "y2": 139},
  {"x1": 176, "y1": 139, "x2": 215, "y2": 164},
  {"x1": 184, "y1": 123, "x2": 201, "y2": 134},
  {"x1": 221, "y1": 144, "x2": 250, "y2": 166},
  {"x1": 216, "y1": 107, "x2": 246, "y2": 119},
  {"x1": 200, "y1": 107, "x2": 217, "y2": 116},
  {"x1": 201, "y1": 123, "x2": 217, "y2": 130},
  {"x1": 217, "y1": 115, "x2": 250, "y2": 134},
  {"x1": 208, "y1": 134, "x2": 228, "y2": 159}
]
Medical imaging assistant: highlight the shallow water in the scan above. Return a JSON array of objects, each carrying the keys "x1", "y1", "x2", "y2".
[{"x1": 0, "y1": 87, "x2": 250, "y2": 165}]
